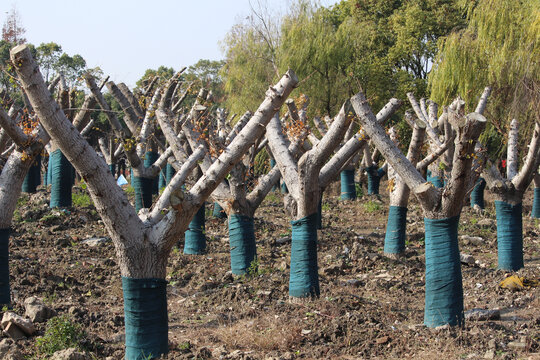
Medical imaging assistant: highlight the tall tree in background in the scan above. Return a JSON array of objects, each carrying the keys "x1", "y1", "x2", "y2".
[
  {"x1": 36, "y1": 42, "x2": 63, "y2": 83},
  {"x1": 429, "y1": 0, "x2": 539, "y2": 158},
  {"x1": 1, "y1": 5, "x2": 26, "y2": 44}
]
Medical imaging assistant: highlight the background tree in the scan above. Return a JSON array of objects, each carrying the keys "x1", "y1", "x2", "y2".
[
  {"x1": 36, "y1": 42, "x2": 63, "y2": 83},
  {"x1": 1, "y1": 5, "x2": 26, "y2": 44},
  {"x1": 429, "y1": 0, "x2": 539, "y2": 158}
]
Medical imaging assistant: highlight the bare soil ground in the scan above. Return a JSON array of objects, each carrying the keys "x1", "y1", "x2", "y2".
[{"x1": 4, "y1": 181, "x2": 540, "y2": 359}]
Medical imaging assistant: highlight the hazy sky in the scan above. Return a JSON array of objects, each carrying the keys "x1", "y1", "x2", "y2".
[{"x1": 5, "y1": 0, "x2": 338, "y2": 87}]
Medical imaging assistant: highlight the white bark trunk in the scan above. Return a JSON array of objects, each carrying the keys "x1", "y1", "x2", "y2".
[{"x1": 507, "y1": 119, "x2": 519, "y2": 181}]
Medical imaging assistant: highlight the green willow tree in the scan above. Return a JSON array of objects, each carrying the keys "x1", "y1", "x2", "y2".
[{"x1": 429, "y1": 0, "x2": 539, "y2": 157}]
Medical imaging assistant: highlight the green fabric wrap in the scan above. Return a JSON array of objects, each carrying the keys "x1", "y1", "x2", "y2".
[
  {"x1": 340, "y1": 170, "x2": 356, "y2": 200},
  {"x1": 228, "y1": 214, "x2": 257, "y2": 275},
  {"x1": 158, "y1": 171, "x2": 166, "y2": 189},
  {"x1": 22, "y1": 155, "x2": 41, "y2": 193},
  {"x1": 144, "y1": 151, "x2": 159, "y2": 195},
  {"x1": 470, "y1": 177, "x2": 486, "y2": 209},
  {"x1": 317, "y1": 198, "x2": 322, "y2": 230},
  {"x1": 121, "y1": 277, "x2": 168, "y2": 360},
  {"x1": 132, "y1": 176, "x2": 154, "y2": 212},
  {"x1": 183, "y1": 205, "x2": 206, "y2": 254},
  {"x1": 281, "y1": 182, "x2": 288, "y2": 194},
  {"x1": 289, "y1": 213, "x2": 320, "y2": 298},
  {"x1": 0, "y1": 229, "x2": 10, "y2": 305},
  {"x1": 165, "y1": 164, "x2": 175, "y2": 184},
  {"x1": 366, "y1": 165, "x2": 385, "y2": 195},
  {"x1": 424, "y1": 216, "x2": 464, "y2": 327},
  {"x1": 427, "y1": 173, "x2": 444, "y2": 188},
  {"x1": 532, "y1": 188, "x2": 540, "y2": 219},
  {"x1": 270, "y1": 159, "x2": 278, "y2": 191},
  {"x1": 212, "y1": 203, "x2": 227, "y2": 219},
  {"x1": 424, "y1": 216, "x2": 463, "y2": 327},
  {"x1": 49, "y1": 149, "x2": 72, "y2": 208},
  {"x1": 384, "y1": 206, "x2": 408, "y2": 254},
  {"x1": 495, "y1": 201, "x2": 523, "y2": 271},
  {"x1": 46, "y1": 156, "x2": 53, "y2": 185},
  {"x1": 109, "y1": 164, "x2": 116, "y2": 179}
]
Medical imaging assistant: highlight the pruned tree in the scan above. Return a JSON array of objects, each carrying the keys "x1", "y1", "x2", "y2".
[
  {"x1": 352, "y1": 89, "x2": 488, "y2": 327},
  {"x1": 482, "y1": 119, "x2": 540, "y2": 270},
  {"x1": 11, "y1": 44, "x2": 298, "y2": 359},
  {"x1": 0, "y1": 94, "x2": 49, "y2": 306},
  {"x1": 266, "y1": 97, "x2": 357, "y2": 298}
]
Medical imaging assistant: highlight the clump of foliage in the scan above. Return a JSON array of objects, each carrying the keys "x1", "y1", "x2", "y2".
[{"x1": 36, "y1": 315, "x2": 87, "y2": 355}]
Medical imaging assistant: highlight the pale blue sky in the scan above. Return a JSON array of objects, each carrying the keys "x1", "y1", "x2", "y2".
[{"x1": 5, "y1": 0, "x2": 338, "y2": 87}]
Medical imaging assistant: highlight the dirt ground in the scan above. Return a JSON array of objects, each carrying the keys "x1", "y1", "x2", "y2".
[{"x1": 4, "y1": 180, "x2": 540, "y2": 359}]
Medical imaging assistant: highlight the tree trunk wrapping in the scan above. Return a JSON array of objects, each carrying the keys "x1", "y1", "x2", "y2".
[
  {"x1": 0, "y1": 228, "x2": 10, "y2": 305},
  {"x1": 316, "y1": 197, "x2": 323, "y2": 230},
  {"x1": 183, "y1": 205, "x2": 206, "y2": 255},
  {"x1": 47, "y1": 156, "x2": 53, "y2": 185},
  {"x1": 281, "y1": 181, "x2": 288, "y2": 194},
  {"x1": 366, "y1": 165, "x2": 385, "y2": 195},
  {"x1": 22, "y1": 154, "x2": 41, "y2": 193},
  {"x1": 270, "y1": 159, "x2": 278, "y2": 192},
  {"x1": 212, "y1": 203, "x2": 227, "y2": 219},
  {"x1": 132, "y1": 176, "x2": 153, "y2": 212},
  {"x1": 109, "y1": 164, "x2": 116, "y2": 179},
  {"x1": 43, "y1": 158, "x2": 49, "y2": 186},
  {"x1": 424, "y1": 216, "x2": 464, "y2": 328},
  {"x1": 470, "y1": 177, "x2": 486, "y2": 209},
  {"x1": 158, "y1": 171, "x2": 166, "y2": 189},
  {"x1": 426, "y1": 169, "x2": 444, "y2": 189},
  {"x1": 289, "y1": 213, "x2": 320, "y2": 298},
  {"x1": 165, "y1": 163, "x2": 175, "y2": 184},
  {"x1": 144, "y1": 151, "x2": 159, "y2": 195},
  {"x1": 122, "y1": 277, "x2": 168, "y2": 360},
  {"x1": 228, "y1": 214, "x2": 256, "y2": 275},
  {"x1": 340, "y1": 169, "x2": 356, "y2": 200},
  {"x1": 50, "y1": 149, "x2": 72, "y2": 208},
  {"x1": 384, "y1": 206, "x2": 408, "y2": 254},
  {"x1": 532, "y1": 188, "x2": 540, "y2": 218},
  {"x1": 495, "y1": 201, "x2": 523, "y2": 271}
]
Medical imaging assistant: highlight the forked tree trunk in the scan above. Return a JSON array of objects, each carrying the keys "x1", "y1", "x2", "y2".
[
  {"x1": 483, "y1": 120, "x2": 540, "y2": 270},
  {"x1": 352, "y1": 89, "x2": 488, "y2": 328},
  {"x1": 11, "y1": 44, "x2": 298, "y2": 359}
]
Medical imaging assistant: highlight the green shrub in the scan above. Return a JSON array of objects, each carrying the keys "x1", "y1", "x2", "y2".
[
  {"x1": 72, "y1": 192, "x2": 92, "y2": 207},
  {"x1": 36, "y1": 315, "x2": 86, "y2": 355},
  {"x1": 363, "y1": 200, "x2": 381, "y2": 213}
]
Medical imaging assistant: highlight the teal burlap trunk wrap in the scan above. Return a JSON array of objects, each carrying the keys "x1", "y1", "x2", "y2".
[
  {"x1": 281, "y1": 182, "x2": 288, "y2": 194},
  {"x1": 184, "y1": 205, "x2": 206, "y2": 254},
  {"x1": 424, "y1": 216, "x2": 463, "y2": 327},
  {"x1": 532, "y1": 188, "x2": 540, "y2": 218},
  {"x1": 366, "y1": 166, "x2": 385, "y2": 195},
  {"x1": 165, "y1": 164, "x2": 175, "y2": 184},
  {"x1": 22, "y1": 155, "x2": 41, "y2": 193},
  {"x1": 109, "y1": 164, "x2": 116, "y2": 178},
  {"x1": 340, "y1": 170, "x2": 356, "y2": 200},
  {"x1": 270, "y1": 159, "x2": 278, "y2": 191},
  {"x1": 158, "y1": 171, "x2": 166, "y2": 189},
  {"x1": 122, "y1": 277, "x2": 168, "y2": 360},
  {"x1": 317, "y1": 199, "x2": 322, "y2": 230},
  {"x1": 228, "y1": 214, "x2": 256, "y2": 275},
  {"x1": 427, "y1": 173, "x2": 444, "y2": 188},
  {"x1": 384, "y1": 206, "x2": 408, "y2": 254},
  {"x1": 46, "y1": 156, "x2": 53, "y2": 185},
  {"x1": 495, "y1": 201, "x2": 523, "y2": 271},
  {"x1": 50, "y1": 149, "x2": 72, "y2": 208},
  {"x1": 132, "y1": 177, "x2": 153, "y2": 211},
  {"x1": 470, "y1": 177, "x2": 486, "y2": 209},
  {"x1": 289, "y1": 213, "x2": 320, "y2": 298},
  {"x1": 212, "y1": 202, "x2": 227, "y2": 219},
  {"x1": 144, "y1": 151, "x2": 159, "y2": 195},
  {"x1": 0, "y1": 229, "x2": 10, "y2": 305}
]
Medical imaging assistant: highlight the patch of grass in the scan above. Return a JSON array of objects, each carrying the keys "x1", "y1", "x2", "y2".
[
  {"x1": 124, "y1": 185, "x2": 135, "y2": 196},
  {"x1": 355, "y1": 183, "x2": 364, "y2": 198},
  {"x1": 35, "y1": 315, "x2": 86, "y2": 356},
  {"x1": 265, "y1": 192, "x2": 280, "y2": 204},
  {"x1": 363, "y1": 200, "x2": 381, "y2": 213},
  {"x1": 321, "y1": 202, "x2": 330, "y2": 211},
  {"x1": 72, "y1": 192, "x2": 93, "y2": 207}
]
